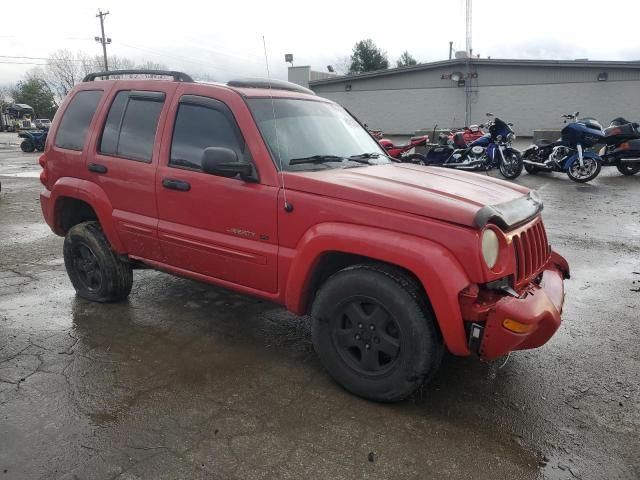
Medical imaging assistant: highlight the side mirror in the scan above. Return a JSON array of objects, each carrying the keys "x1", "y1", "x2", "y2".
[
  {"x1": 633, "y1": 122, "x2": 640, "y2": 129},
  {"x1": 201, "y1": 147, "x2": 256, "y2": 181}
]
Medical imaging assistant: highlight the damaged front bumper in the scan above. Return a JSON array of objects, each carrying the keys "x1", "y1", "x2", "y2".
[{"x1": 461, "y1": 250, "x2": 570, "y2": 361}]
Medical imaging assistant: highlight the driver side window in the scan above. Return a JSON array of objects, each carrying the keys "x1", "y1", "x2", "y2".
[{"x1": 170, "y1": 99, "x2": 248, "y2": 171}]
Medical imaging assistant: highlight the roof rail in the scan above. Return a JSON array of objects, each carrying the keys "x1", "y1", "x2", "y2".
[
  {"x1": 83, "y1": 70, "x2": 194, "y2": 82},
  {"x1": 227, "y1": 78, "x2": 315, "y2": 95}
]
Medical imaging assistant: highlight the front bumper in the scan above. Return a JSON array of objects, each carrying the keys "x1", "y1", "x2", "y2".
[{"x1": 462, "y1": 251, "x2": 569, "y2": 361}]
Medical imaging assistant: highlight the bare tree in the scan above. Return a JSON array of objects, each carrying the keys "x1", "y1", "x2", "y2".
[
  {"x1": 45, "y1": 49, "x2": 91, "y2": 98},
  {"x1": 0, "y1": 86, "x2": 13, "y2": 110},
  {"x1": 332, "y1": 56, "x2": 351, "y2": 76}
]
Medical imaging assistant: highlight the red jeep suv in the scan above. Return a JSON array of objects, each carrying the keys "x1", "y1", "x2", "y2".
[{"x1": 39, "y1": 70, "x2": 570, "y2": 402}]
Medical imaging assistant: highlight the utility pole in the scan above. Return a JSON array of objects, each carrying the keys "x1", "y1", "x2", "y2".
[
  {"x1": 95, "y1": 10, "x2": 111, "y2": 71},
  {"x1": 464, "y1": 0, "x2": 473, "y2": 126},
  {"x1": 449, "y1": 41, "x2": 453, "y2": 60}
]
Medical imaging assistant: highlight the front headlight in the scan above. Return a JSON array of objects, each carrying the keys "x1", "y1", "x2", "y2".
[
  {"x1": 481, "y1": 229, "x2": 499, "y2": 269},
  {"x1": 508, "y1": 132, "x2": 516, "y2": 141}
]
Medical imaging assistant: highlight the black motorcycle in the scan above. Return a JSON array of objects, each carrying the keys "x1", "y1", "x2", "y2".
[{"x1": 599, "y1": 117, "x2": 640, "y2": 176}]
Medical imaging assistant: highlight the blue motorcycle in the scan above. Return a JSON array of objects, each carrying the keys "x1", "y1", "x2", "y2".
[
  {"x1": 425, "y1": 114, "x2": 523, "y2": 179},
  {"x1": 522, "y1": 113, "x2": 603, "y2": 183},
  {"x1": 19, "y1": 128, "x2": 49, "y2": 153}
]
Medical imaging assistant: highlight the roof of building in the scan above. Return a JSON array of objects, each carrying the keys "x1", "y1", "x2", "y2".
[{"x1": 309, "y1": 58, "x2": 640, "y2": 86}]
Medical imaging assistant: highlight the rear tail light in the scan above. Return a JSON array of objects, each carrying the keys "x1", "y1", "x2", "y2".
[
  {"x1": 619, "y1": 142, "x2": 630, "y2": 151},
  {"x1": 38, "y1": 154, "x2": 49, "y2": 188}
]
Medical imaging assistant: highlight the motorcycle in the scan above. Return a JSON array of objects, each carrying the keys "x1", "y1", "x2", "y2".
[
  {"x1": 19, "y1": 128, "x2": 49, "y2": 153},
  {"x1": 457, "y1": 124, "x2": 485, "y2": 144},
  {"x1": 522, "y1": 113, "x2": 604, "y2": 183},
  {"x1": 598, "y1": 117, "x2": 640, "y2": 176},
  {"x1": 424, "y1": 113, "x2": 523, "y2": 180},
  {"x1": 378, "y1": 134, "x2": 429, "y2": 163}
]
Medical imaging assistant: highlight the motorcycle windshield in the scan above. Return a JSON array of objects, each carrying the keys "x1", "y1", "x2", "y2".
[{"x1": 490, "y1": 118, "x2": 513, "y2": 138}]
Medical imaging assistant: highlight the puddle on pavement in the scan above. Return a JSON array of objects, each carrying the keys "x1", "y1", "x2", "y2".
[{"x1": 0, "y1": 171, "x2": 40, "y2": 178}]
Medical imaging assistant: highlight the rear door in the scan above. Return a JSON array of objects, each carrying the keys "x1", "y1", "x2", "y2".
[
  {"x1": 155, "y1": 90, "x2": 279, "y2": 293},
  {"x1": 85, "y1": 84, "x2": 176, "y2": 260}
]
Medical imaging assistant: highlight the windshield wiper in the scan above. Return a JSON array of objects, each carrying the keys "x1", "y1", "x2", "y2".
[
  {"x1": 348, "y1": 152, "x2": 399, "y2": 164},
  {"x1": 289, "y1": 155, "x2": 345, "y2": 165}
]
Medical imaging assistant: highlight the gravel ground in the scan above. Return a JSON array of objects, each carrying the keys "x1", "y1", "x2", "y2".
[{"x1": 0, "y1": 131, "x2": 638, "y2": 479}]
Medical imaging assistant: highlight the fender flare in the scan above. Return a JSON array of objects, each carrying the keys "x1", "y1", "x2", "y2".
[
  {"x1": 563, "y1": 151, "x2": 601, "y2": 170},
  {"x1": 285, "y1": 223, "x2": 473, "y2": 356},
  {"x1": 49, "y1": 177, "x2": 125, "y2": 252}
]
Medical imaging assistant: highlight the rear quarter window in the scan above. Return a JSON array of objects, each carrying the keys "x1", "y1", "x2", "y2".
[
  {"x1": 99, "y1": 91, "x2": 165, "y2": 162},
  {"x1": 54, "y1": 90, "x2": 103, "y2": 151}
]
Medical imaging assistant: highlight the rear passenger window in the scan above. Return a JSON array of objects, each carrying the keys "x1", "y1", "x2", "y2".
[
  {"x1": 99, "y1": 91, "x2": 165, "y2": 162},
  {"x1": 170, "y1": 102, "x2": 246, "y2": 170},
  {"x1": 55, "y1": 90, "x2": 103, "y2": 151}
]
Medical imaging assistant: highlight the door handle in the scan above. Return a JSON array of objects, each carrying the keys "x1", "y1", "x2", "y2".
[
  {"x1": 88, "y1": 163, "x2": 108, "y2": 174},
  {"x1": 162, "y1": 178, "x2": 191, "y2": 191}
]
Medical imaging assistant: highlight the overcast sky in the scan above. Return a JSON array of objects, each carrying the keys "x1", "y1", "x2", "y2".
[{"x1": 2, "y1": 0, "x2": 640, "y2": 86}]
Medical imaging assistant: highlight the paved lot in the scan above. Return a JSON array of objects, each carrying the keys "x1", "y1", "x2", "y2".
[{"x1": 0, "y1": 131, "x2": 638, "y2": 479}]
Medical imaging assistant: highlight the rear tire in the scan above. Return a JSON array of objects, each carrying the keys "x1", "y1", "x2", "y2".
[
  {"x1": 311, "y1": 263, "x2": 443, "y2": 402},
  {"x1": 616, "y1": 164, "x2": 640, "y2": 175},
  {"x1": 63, "y1": 221, "x2": 133, "y2": 302},
  {"x1": 566, "y1": 157, "x2": 601, "y2": 183},
  {"x1": 20, "y1": 139, "x2": 35, "y2": 153}
]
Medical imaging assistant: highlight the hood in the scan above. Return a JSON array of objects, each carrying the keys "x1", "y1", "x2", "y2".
[{"x1": 284, "y1": 164, "x2": 538, "y2": 230}]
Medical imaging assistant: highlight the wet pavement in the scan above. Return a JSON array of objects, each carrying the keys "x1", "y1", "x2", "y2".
[{"x1": 0, "y1": 132, "x2": 638, "y2": 479}]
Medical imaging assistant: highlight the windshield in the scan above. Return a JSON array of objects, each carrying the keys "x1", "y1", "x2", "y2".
[{"x1": 247, "y1": 98, "x2": 390, "y2": 171}]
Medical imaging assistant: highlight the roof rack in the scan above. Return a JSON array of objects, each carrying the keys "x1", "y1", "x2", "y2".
[
  {"x1": 227, "y1": 78, "x2": 315, "y2": 95},
  {"x1": 83, "y1": 70, "x2": 194, "y2": 82}
]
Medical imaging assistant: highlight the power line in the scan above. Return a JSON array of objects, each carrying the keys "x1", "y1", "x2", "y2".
[
  {"x1": 0, "y1": 61, "x2": 48, "y2": 65},
  {"x1": 0, "y1": 55, "x2": 87, "y2": 63}
]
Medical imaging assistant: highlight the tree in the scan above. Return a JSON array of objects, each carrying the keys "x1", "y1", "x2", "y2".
[
  {"x1": 45, "y1": 49, "x2": 90, "y2": 99},
  {"x1": 10, "y1": 74, "x2": 58, "y2": 119},
  {"x1": 348, "y1": 39, "x2": 389, "y2": 74},
  {"x1": 0, "y1": 86, "x2": 12, "y2": 111},
  {"x1": 396, "y1": 51, "x2": 417, "y2": 68}
]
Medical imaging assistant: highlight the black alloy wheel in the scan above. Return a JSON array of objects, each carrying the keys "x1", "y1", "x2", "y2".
[{"x1": 332, "y1": 298, "x2": 401, "y2": 375}]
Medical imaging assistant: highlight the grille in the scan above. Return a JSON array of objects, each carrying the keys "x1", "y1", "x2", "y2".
[{"x1": 512, "y1": 220, "x2": 550, "y2": 284}]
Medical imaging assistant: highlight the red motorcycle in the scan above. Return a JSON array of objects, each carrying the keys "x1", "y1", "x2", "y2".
[
  {"x1": 378, "y1": 135, "x2": 429, "y2": 163},
  {"x1": 439, "y1": 125, "x2": 485, "y2": 147}
]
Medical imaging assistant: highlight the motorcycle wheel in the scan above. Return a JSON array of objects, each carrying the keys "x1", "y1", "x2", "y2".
[
  {"x1": 616, "y1": 164, "x2": 640, "y2": 176},
  {"x1": 401, "y1": 153, "x2": 426, "y2": 165},
  {"x1": 498, "y1": 149, "x2": 523, "y2": 180},
  {"x1": 566, "y1": 157, "x2": 601, "y2": 183},
  {"x1": 524, "y1": 164, "x2": 539, "y2": 174},
  {"x1": 20, "y1": 139, "x2": 35, "y2": 153}
]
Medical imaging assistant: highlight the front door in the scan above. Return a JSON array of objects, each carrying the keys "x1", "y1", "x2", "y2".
[{"x1": 155, "y1": 93, "x2": 279, "y2": 293}]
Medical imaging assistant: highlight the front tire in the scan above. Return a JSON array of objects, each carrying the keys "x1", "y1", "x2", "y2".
[
  {"x1": 20, "y1": 139, "x2": 35, "y2": 152},
  {"x1": 566, "y1": 157, "x2": 601, "y2": 183},
  {"x1": 498, "y1": 148, "x2": 523, "y2": 179},
  {"x1": 616, "y1": 163, "x2": 640, "y2": 176},
  {"x1": 63, "y1": 221, "x2": 133, "y2": 302},
  {"x1": 311, "y1": 263, "x2": 443, "y2": 402}
]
